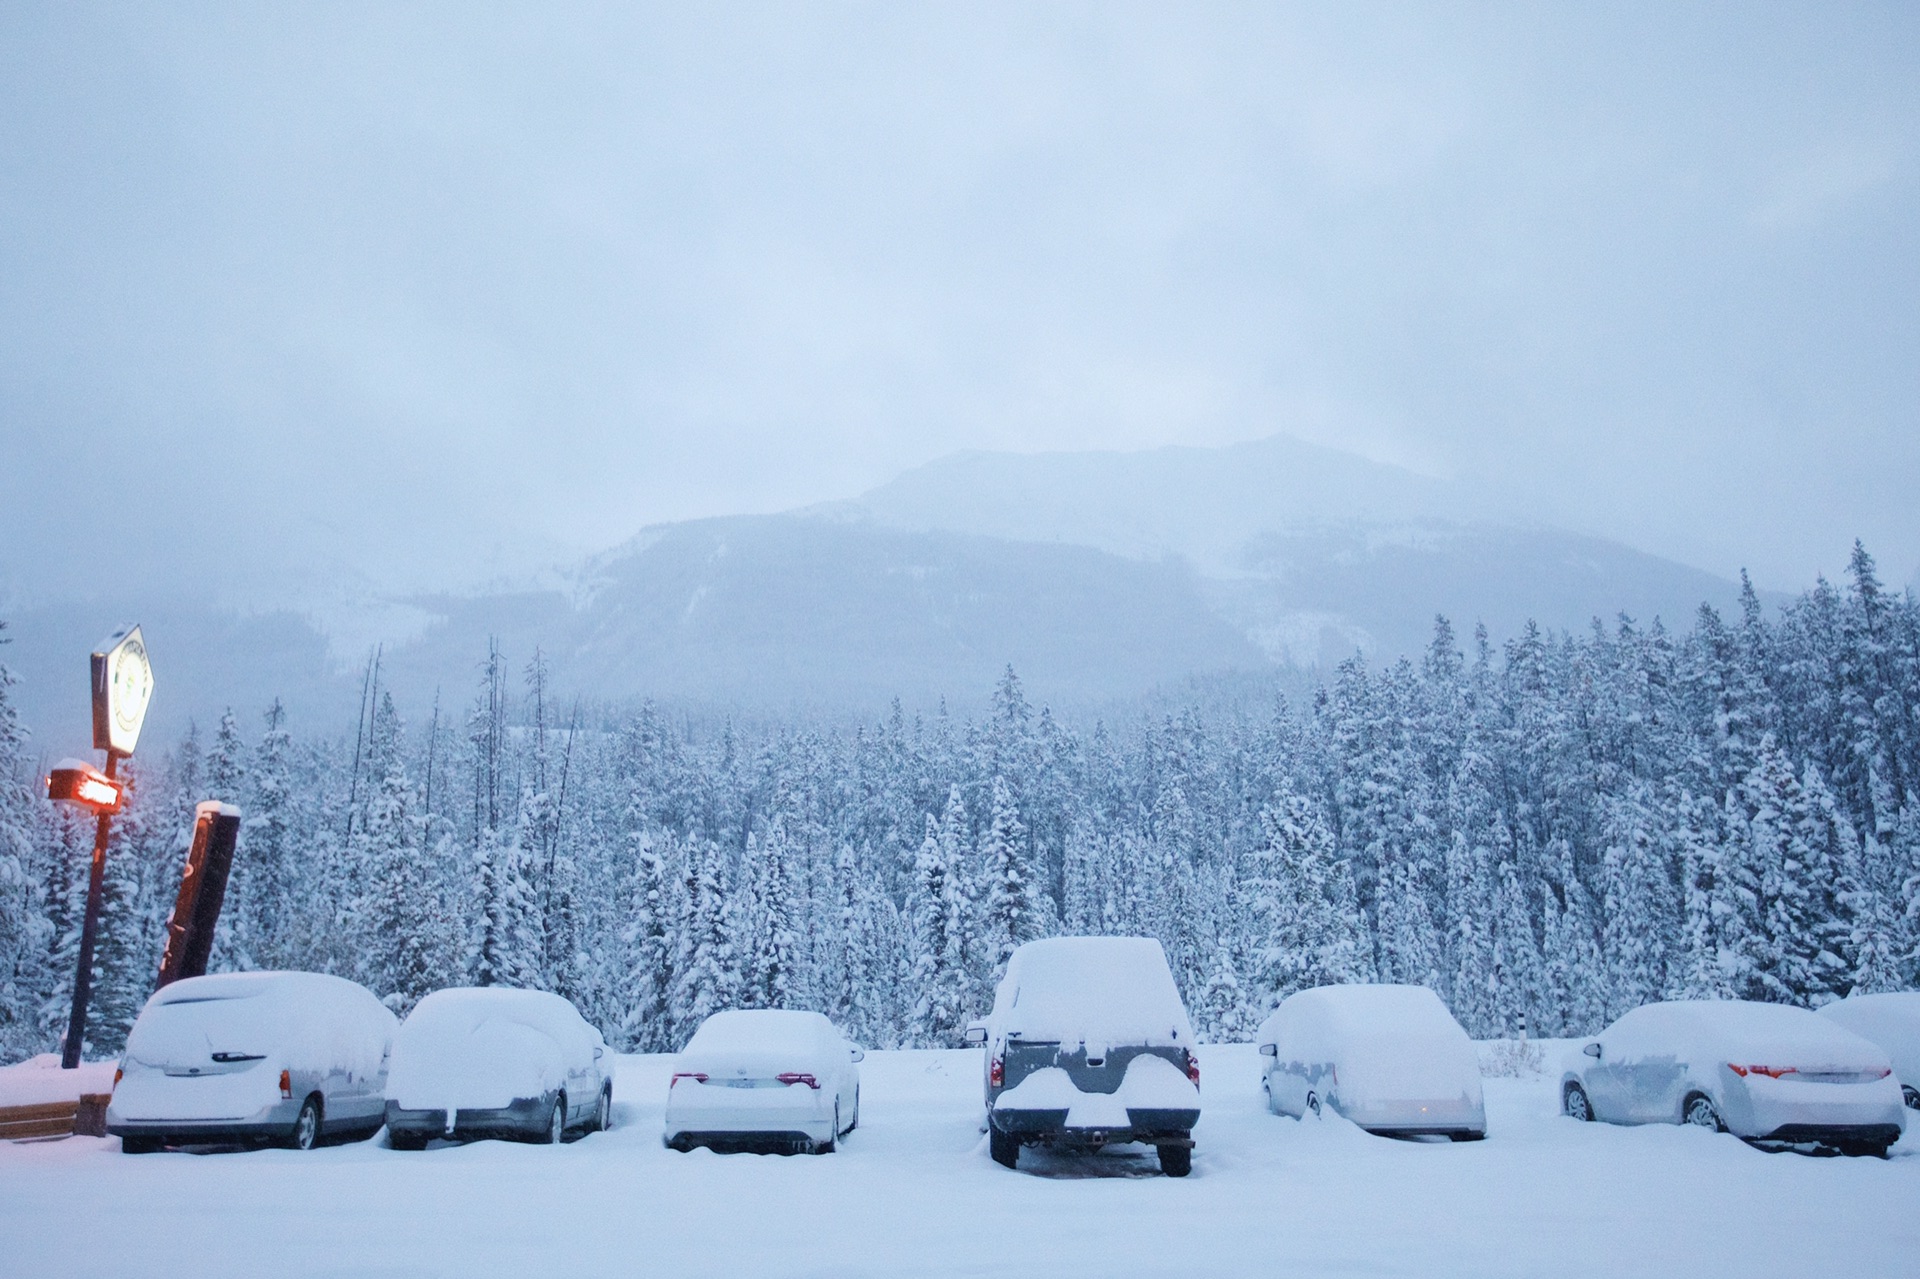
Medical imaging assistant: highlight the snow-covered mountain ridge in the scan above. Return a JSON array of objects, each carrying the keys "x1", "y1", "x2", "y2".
[{"x1": 3, "y1": 434, "x2": 1758, "y2": 747}]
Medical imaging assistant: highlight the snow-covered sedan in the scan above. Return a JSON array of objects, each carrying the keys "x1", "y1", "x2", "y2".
[
  {"x1": 1562, "y1": 1000, "x2": 1906, "y2": 1156},
  {"x1": 383, "y1": 987, "x2": 612, "y2": 1148},
  {"x1": 968, "y1": 936, "x2": 1202, "y2": 1176},
  {"x1": 664, "y1": 1010, "x2": 862, "y2": 1154},
  {"x1": 1819, "y1": 992, "x2": 1920, "y2": 1112},
  {"x1": 1254, "y1": 984, "x2": 1486, "y2": 1140},
  {"x1": 108, "y1": 971, "x2": 396, "y2": 1153}
]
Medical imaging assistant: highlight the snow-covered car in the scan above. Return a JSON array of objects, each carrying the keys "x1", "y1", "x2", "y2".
[
  {"x1": 107, "y1": 971, "x2": 396, "y2": 1153},
  {"x1": 1561, "y1": 999, "x2": 1906, "y2": 1156},
  {"x1": 664, "y1": 1009, "x2": 862, "y2": 1154},
  {"x1": 1254, "y1": 984, "x2": 1486, "y2": 1140},
  {"x1": 1818, "y1": 992, "x2": 1920, "y2": 1111},
  {"x1": 967, "y1": 936, "x2": 1201, "y2": 1176},
  {"x1": 383, "y1": 987, "x2": 612, "y2": 1148}
]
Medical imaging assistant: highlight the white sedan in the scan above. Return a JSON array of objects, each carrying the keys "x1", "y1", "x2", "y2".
[
  {"x1": 1561, "y1": 999, "x2": 1906, "y2": 1156},
  {"x1": 664, "y1": 1010, "x2": 862, "y2": 1154}
]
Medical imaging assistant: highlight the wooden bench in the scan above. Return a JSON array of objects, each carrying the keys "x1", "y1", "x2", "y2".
[{"x1": 0, "y1": 1094, "x2": 112, "y2": 1141}]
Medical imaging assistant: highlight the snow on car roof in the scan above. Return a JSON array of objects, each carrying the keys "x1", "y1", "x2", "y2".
[
  {"x1": 402, "y1": 987, "x2": 592, "y2": 1039},
  {"x1": 149, "y1": 971, "x2": 346, "y2": 1004},
  {"x1": 685, "y1": 1009, "x2": 838, "y2": 1054},
  {"x1": 995, "y1": 937, "x2": 1194, "y2": 1047},
  {"x1": 1617, "y1": 1000, "x2": 1891, "y2": 1069},
  {"x1": 1816, "y1": 994, "x2": 1920, "y2": 1075}
]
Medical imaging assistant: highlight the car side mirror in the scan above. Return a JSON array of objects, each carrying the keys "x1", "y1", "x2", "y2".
[
  {"x1": 1258, "y1": 1044, "x2": 1277, "y2": 1058},
  {"x1": 593, "y1": 1045, "x2": 605, "y2": 1061},
  {"x1": 1582, "y1": 1042, "x2": 1602, "y2": 1059},
  {"x1": 849, "y1": 1047, "x2": 866, "y2": 1063},
  {"x1": 965, "y1": 1023, "x2": 988, "y2": 1047}
]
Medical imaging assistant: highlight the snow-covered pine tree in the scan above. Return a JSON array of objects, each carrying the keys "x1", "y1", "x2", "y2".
[
  {"x1": 1245, "y1": 791, "x2": 1370, "y2": 1013},
  {"x1": 738, "y1": 817, "x2": 802, "y2": 1010},
  {"x1": 670, "y1": 839, "x2": 737, "y2": 1046},
  {"x1": 978, "y1": 775, "x2": 1042, "y2": 978}
]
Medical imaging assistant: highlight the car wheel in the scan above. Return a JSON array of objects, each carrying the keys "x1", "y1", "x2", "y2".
[
  {"x1": 594, "y1": 1087, "x2": 612, "y2": 1133},
  {"x1": 289, "y1": 1097, "x2": 322, "y2": 1151},
  {"x1": 1449, "y1": 1131, "x2": 1486, "y2": 1142},
  {"x1": 989, "y1": 1126, "x2": 1019, "y2": 1169},
  {"x1": 1158, "y1": 1142, "x2": 1192, "y2": 1177},
  {"x1": 388, "y1": 1130, "x2": 427, "y2": 1151},
  {"x1": 1563, "y1": 1082, "x2": 1594, "y2": 1122},
  {"x1": 120, "y1": 1136, "x2": 161, "y2": 1155},
  {"x1": 1903, "y1": 1085, "x2": 1919, "y2": 1111},
  {"x1": 1682, "y1": 1093, "x2": 1723, "y2": 1133},
  {"x1": 541, "y1": 1096, "x2": 566, "y2": 1145},
  {"x1": 1304, "y1": 1090, "x2": 1321, "y2": 1118}
]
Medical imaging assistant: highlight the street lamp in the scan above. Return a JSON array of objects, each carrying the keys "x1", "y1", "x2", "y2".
[{"x1": 48, "y1": 625, "x2": 152, "y2": 1070}]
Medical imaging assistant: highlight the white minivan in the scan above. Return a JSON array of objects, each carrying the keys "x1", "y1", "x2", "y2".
[{"x1": 107, "y1": 971, "x2": 397, "y2": 1152}]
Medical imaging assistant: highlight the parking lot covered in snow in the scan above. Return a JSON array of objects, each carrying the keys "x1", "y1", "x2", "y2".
[{"x1": 2, "y1": 1044, "x2": 1915, "y2": 1278}]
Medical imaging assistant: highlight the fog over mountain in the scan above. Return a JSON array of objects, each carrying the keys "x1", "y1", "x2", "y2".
[{"x1": 3, "y1": 433, "x2": 1766, "y2": 756}]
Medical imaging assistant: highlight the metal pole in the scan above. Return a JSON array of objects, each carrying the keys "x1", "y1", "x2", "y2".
[{"x1": 61, "y1": 753, "x2": 117, "y2": 1070}]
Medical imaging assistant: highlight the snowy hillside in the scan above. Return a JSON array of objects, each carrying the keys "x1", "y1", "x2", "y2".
[
  {"x1": 1, "y1": 435, "x2": 1768, "y2": 746},
  {"x1": 3, "y1": 1045, "x2": 1913, "y2": 1278},
  {"x1": 837, "y1": 434, "x2": 1755, "y2": 665}
]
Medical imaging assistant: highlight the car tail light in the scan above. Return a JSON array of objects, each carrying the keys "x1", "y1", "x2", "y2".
[
  {"x1": 670, "y1": 1072, "x2": 709, "y2": 1088},
  {"x1": 112, "y1": 1068, "x2": 123, "y2": 1090},
  {"x1": 279, "y1": 1069, "x2": 292, "y2": 1098},
  {"x1": 989, "y1": 1056, "x2": 1004, "y2": 1089},
  {"x1": 777, "y1": 1072, "x2": 819, "y2": 1089},
  {"x1": 1729, "y1": 1064, "x2": 1798, "y2": 1079},
  {"x1": 1870, "y1": 1066, "x2": 1892, "y2": 1079},
  {"x1": 1187, "y1": 1052, "x2": 1201, "y2": 1086}
]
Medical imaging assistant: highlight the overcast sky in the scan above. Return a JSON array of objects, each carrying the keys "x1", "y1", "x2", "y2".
[{"x1": 2, "y1": 2, "x2": 1915, "y2": 616}]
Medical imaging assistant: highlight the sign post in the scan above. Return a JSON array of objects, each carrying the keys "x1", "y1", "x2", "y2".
[{"x1": 54, "y1": 625, "x2": 152, "y2": 1070}]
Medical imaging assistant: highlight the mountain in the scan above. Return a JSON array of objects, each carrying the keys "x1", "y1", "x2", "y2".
[
  {"x1": 3, "y1": 435, "x2": 1759, "y2": 752},
  {"x1": 834, "y1": 434, "x2": 1751, "y2": 664}
]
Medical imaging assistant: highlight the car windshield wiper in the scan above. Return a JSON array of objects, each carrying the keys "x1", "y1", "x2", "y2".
[{"x1": 210, "y1": 1051, "x2": 266, "y2": 1063}]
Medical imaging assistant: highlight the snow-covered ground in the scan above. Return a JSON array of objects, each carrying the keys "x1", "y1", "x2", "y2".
[{"x1": 2, "y1": 1044, "x2": 1914, "y2": 1278}]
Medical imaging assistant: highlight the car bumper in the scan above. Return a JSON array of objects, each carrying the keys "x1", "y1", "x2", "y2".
[
  {"x1": 991, "y1": 1106, "x2": 1199, "y2": 1146},
  {"x1": 107, "y1": 1098, "x2": 301, "y2": 1145},
  {"x1": 385, "y1": 1095, "x2": 553, "y2": 1142},
  {"x1": 664, "y1": 1082, "x2": 835, "y2": 1145},
  {"x1": 1723, "y1": 1075, "x2": 1908, "y2": 1140}
]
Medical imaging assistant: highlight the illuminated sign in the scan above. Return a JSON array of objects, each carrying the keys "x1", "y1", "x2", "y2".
[
  {"x1": 46, "y1": 760, "x2": 124, "y2": 814},
  {"x1": 91, "y1": 625, "x2": 153, "y2": 757}
]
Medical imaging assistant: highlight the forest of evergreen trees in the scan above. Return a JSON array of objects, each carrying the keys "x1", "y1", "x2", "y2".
[{"x1": 1, "y1": 544, "x2": 1916, "y2": 1064}]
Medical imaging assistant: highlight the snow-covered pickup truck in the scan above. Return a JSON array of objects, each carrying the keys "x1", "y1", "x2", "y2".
[{"x1": 968, "y1": 936, "x2": 1201, "y2": 1176}]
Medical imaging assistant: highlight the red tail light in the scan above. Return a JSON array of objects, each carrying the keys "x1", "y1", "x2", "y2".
[
  {"x1": 1729, "y1": 1064, "x2": 1797, "y2": 1079},
  {"x1": 278, "y1": 1069, "x2": 292, "y2": 1099},
  {"x1": 777, "y1": 1072, "x2": 819, "y2": 1089},
  {"x1": 112, "y1": 1068, "x2": 123, "y2": 1090},
  {"x1": 1187, "y1": 1053, "x2": 1201, "y2": 1086},
  {"x1": 989, "y1": 1056, "x2": 1004, "y2": 1088},
  {"x1": 670, "y1": 1072, "x2": 709, "y2": 1088}
]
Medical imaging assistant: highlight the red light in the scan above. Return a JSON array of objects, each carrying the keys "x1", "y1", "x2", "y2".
[
  {"x1": 1730, "y1": 1064, "x2": 1797, "y2": 1079},
  {"x1": 989, "y1": 1056, "x2": 1004, "y2": 1088},
  {"x1": 1187, "y1": 1053, "x2": 1200, "y2": 1086},
  {"x1": 777, "y1": 1072, "x2": 819, "y2": 1089},
  {"x1": 112, "y1": 1068, "x2": 123, "y2": 1090},
  {"x1": 279, "y1": 1069, "x2": 292, "y2": 1098},
  {"x1": 45, "y1": 761, "x2": 123, "y2": 814},
  {"x1": 670, "y1": 1072, "x2": 708, "y2": 1088}
]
